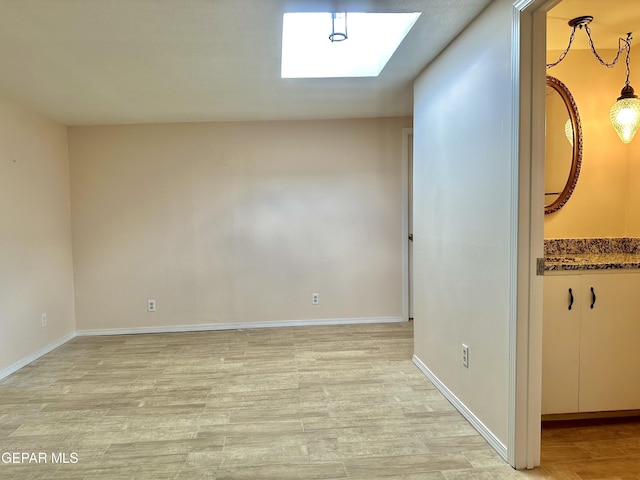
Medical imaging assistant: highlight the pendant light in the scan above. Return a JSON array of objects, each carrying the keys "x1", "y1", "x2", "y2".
[
  {"x1": 329, "y1": 13, "x2": 347, "y2": 42},
  {"x1": 564, "y1": 119, "x2": 574, "y2": 146},
  {"x1": 609, "y1": 55, "x2": 640, "y2": 143},
  {"x1": 548, "y1": 16, "x2": 639, "y2": 143}
]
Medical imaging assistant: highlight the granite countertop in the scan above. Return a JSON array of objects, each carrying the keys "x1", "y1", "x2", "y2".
[
  {"x1": 544, "y1": 238, "x2": 640, "y2": 272},
  {"x1": 544, "y1": 253, "x2": 640, "y2": 272}
]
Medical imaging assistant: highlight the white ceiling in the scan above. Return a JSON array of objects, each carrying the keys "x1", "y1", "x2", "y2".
[
  {"x1": 0, "y1": 0, "x2": 494, "y2": 126},
  {"x1": 547, "y1": 0, "x2": 640, "y2": 51}
]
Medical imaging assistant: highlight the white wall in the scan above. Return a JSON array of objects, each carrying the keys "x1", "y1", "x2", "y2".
[
  {"x1": 0, "y1": 95, "x2": 75, "y2": 372},
  {"x1": 69, "y1": 117, "x2": 410, "y2": 331},
  {"x1": 413, "y1": 0, "x2": 514, "y2": 447}
]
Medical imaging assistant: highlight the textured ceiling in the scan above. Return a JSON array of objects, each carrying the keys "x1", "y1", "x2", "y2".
[
  {"x1": 548, "y1": 0, "x2": 640, "y2": 51},
  {"x1": 0, "y1": 0, "x2": 493, "y2": 125}
]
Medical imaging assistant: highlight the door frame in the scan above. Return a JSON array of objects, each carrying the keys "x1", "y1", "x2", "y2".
[
  {"x1": 401, "y1": 127, "x2": 413, "y2": 323},
  {"x1": 510, "y1": 0, "x2": 561, "y2": 469}
]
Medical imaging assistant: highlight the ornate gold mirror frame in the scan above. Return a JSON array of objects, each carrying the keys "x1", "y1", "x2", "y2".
[{"x1": 545, "y1": 75, "x2": 583, "y2": 214}]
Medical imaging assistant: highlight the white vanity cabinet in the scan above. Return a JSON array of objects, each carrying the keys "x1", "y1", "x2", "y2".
[
  {"x1": 542, "y1": 271, "x2": 640, "y2": 415},
  {"x1": 542, "y1": 274, "x2": 581, "y2": 414}
]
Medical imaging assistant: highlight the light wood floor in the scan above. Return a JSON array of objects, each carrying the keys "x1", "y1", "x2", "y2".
[
  {"x1": 536, "y1": 418, "x2": 640, "y2": 479},
  {"x1": 0, "y1": 322, "x2": 638, "y2": 479}
]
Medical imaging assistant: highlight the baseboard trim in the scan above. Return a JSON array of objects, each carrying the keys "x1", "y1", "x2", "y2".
[
  {"x1": 76, "y1": 316, "x2": 405, "y2": 337},
  {"x1": 412, "y1": 354, "x2": 508, "y2": 461},
  {"x1": 0, "y1": 331, "x2": 76, "y2": 382}
]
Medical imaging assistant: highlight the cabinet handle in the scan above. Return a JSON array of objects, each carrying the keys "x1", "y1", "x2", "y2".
[
  {"x1": 568, "y1": 288, "x2": 574, "y2": 310},
  {"x1": 590, "y1": 287, "x2": 596, "y2": 309}
]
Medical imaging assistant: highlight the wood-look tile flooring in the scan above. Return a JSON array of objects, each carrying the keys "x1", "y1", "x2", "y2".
[
  {"x1": 0, "y1": 322, "x2": 520, "y2": 479},
  {"x1": 0, "y1": 322, "x2": 638, "y2": 479},
  {"x1": 534, "y1": 418, "x2": 640, "y2": 479}
]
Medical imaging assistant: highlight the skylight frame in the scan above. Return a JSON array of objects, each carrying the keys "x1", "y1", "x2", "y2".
[{"x1": 281, "y1": 12, "x2": 422, "y2": 79}]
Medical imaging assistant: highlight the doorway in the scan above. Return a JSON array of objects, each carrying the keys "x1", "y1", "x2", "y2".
[{"x1": 402, "y1": 127, "x2": 413, "y2": 323}]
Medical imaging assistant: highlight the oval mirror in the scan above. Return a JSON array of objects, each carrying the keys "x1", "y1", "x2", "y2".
[{"x1": 545, "y1": 76, "x2": 582, "y2": 214}]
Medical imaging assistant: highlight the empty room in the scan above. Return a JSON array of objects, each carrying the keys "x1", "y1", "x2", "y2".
[{"x1": 3, "y1": 0, "x2": 639, "y2": 478}]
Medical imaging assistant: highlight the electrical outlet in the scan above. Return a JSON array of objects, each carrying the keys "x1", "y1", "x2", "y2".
[
  {"x1": 312, "y1": 293, "x2": 319, "y2": 305},
  {"x1": 462, "y1": 344, "x2": 469, "y2": 368},
  {"x1": 41, "y1": 313, "x2": 47, "y2": 327},
  {"x1": 148, "y1": 299, "x2": 156, "y2": 312}
]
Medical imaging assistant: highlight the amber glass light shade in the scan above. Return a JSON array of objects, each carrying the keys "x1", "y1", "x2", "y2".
[{"x1": 610, "y1": 85, "x2": 640, "y2": 143}]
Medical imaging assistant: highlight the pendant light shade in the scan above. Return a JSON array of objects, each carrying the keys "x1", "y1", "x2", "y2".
[
  {"x1": 564, "y1": 118, "x2": 574, "y2": 146},
  {"x1": 610, "y1": 85, "x2": 640, "y2": 143}
]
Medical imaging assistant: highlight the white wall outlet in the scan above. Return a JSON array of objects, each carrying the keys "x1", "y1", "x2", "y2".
[
  {"x1": 41, "y1": 313, "x2": 47, "y2": 327},
  {"x1": 312, "y1": 293, "x2": 319, "y2": 305},
  {"x1": 148, "y1": 299, "x2": 156, "y2": 312},
  {"x1": 462, "y1": 343, "x2": 469, "y2": 368}
]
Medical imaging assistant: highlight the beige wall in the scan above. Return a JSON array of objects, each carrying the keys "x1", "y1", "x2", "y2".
[
  {"x1": 413, "y1": 0, "x2": 513, "y2": 447},
  {"x1": 0, "y1": 95, "x2": 75, "y2": 372},
  {"x1": 544, "y1": 49, "x2": 640, "y2": 238},
  {"x1": 627, "y1": 140, "x2": 640, "y2": 236},
  {"x1": 69, "y1": 117, "x2": 410, "y2": 331}
]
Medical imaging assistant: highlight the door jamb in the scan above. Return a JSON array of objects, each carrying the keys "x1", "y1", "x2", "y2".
[
  {"x1": 510, "y1": 0, "x2": 561, "y2": 469},
  {"x1": 401, "y1": 127, "x2": 413, "y2": 323}
]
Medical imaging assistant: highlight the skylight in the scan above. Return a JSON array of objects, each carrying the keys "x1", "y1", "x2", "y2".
[{"x1": 281, "y1": 12, "x2": 421, "y2": 79}]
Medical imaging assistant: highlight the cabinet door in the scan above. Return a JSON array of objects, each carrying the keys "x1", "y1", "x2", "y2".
[
  {"x1": 580, "y1": 273, "x2": 640, "y2": 412},
  {"x1": 542, "y1": 275, "x2": 581, "y2": 414}
]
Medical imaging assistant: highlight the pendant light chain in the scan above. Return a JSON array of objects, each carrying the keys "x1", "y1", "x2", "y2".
[
  {"x1": 546, "y1": 23, "x2": 631, "y2": 72},
  {"x1": 625, "y1": 34, "x2": 633, "y2": 88},
  {"x1": 546, "y1": 24, "x2": 578, "y2": 68},
  {"x1": 584, "y1": 26, "x2": 629, "y2": 69},
  {"x1": 548, "y1": 16, "x2": 640, "y2": 143}
]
